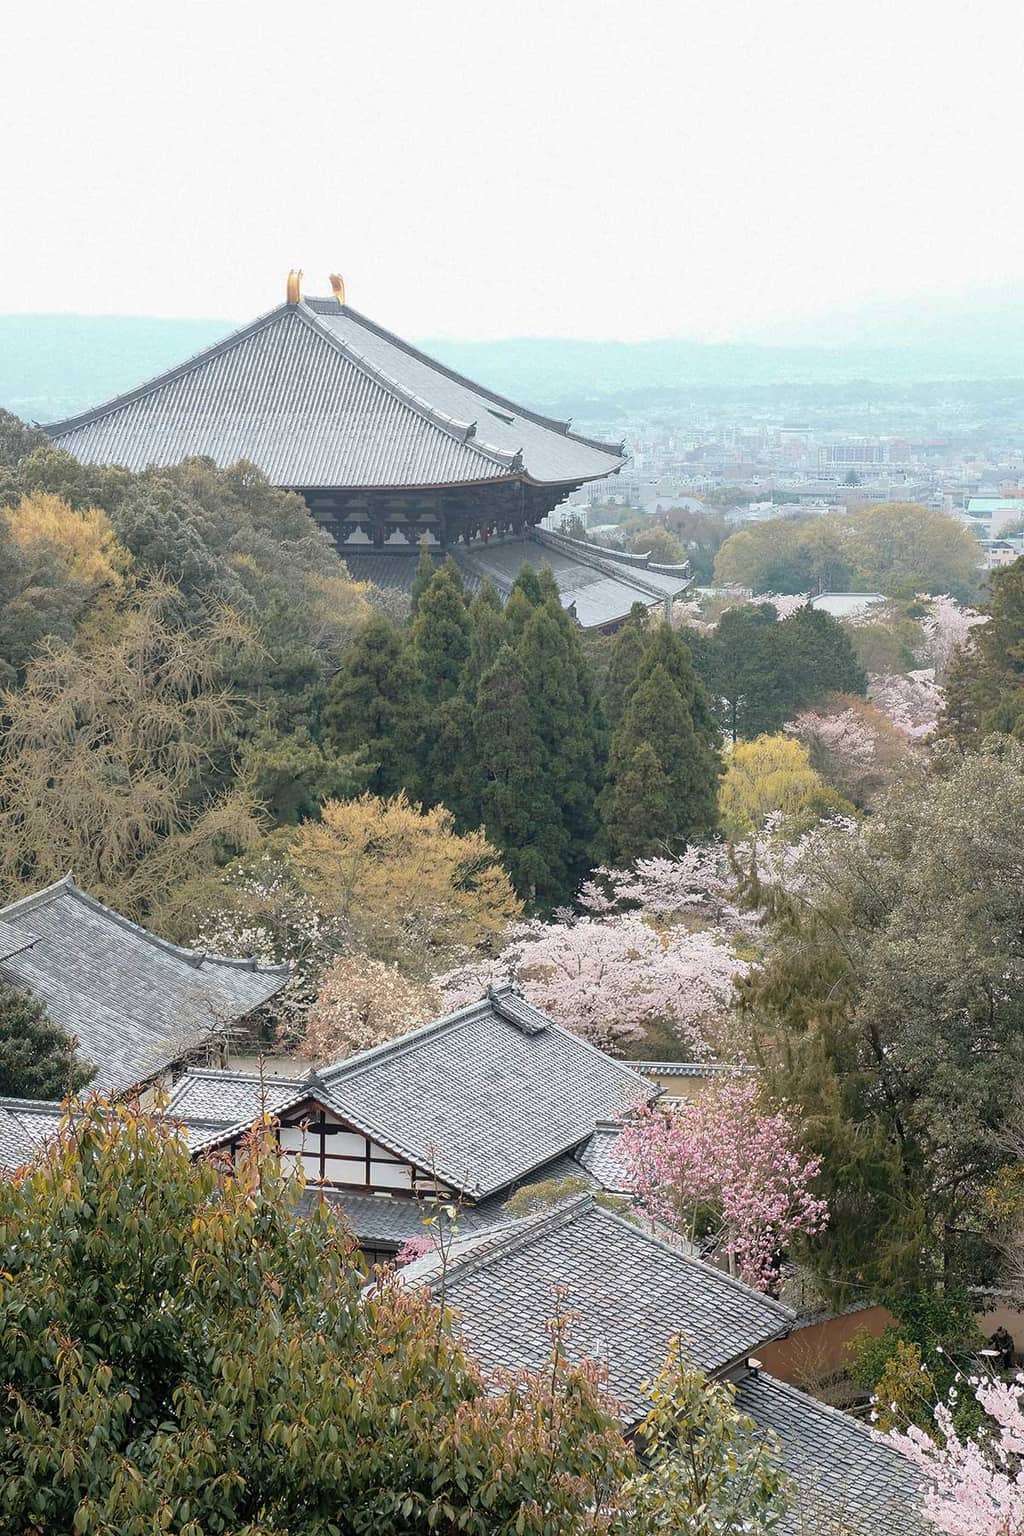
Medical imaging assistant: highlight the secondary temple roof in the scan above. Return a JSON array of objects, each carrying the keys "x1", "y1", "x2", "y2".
[
  {"x1": 46, "y1": 297, "x2": 626, "y2": 491},
  {"x1": 396, "y1": 1194, "x2": 926, "y2": 1534},
  {"x1": 166, "y1": 986, "x2": 656, "y2": 1198},
  {"x1": 0, "y1": 876, "x2": 288, "y2": 1095}
]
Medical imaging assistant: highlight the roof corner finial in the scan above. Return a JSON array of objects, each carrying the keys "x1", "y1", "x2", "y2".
[
  {"x1": 329, "y1": 272, "x2": 346, "y2": 306},
  {"x1": 286, "y1": 269, "x2": 304, "y2": 305}
]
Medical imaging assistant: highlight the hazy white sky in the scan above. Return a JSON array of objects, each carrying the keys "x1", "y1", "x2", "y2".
[{"x1": 5, "y1": 0, "x2": 1023, "y2": 340}]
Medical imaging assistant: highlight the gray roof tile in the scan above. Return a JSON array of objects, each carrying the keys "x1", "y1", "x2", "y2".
[
  {"x1": 344, "y1": 532, "x2": 689, "y2": 630},
  {"x1": 0, "y1": 918, "x2": 37, "y2": 964},
  {"x1": 575, "y1": 1122, "x2": 632, "y2": 1193},
  {"x1": 398, "y1": 1194, "x2": 794, "y2": 1420},
  {"x1": 306, "y1": 1151, "x2": 602, "y2": 1249},
  {"x1": 317, "y1": 988, "x2": 656, "y2": 1197},
  {"x1": 0, "y1": 1098, "x2": 64, "y2": 1170},
  {"x1": 166, "y1": 1069, "x2": 305, "y2": 1124},
  {"x1": 0, "y1": 877, "x2": 288, "y2": 1096},
  {"x1": 735, "y1": 1372, "x2": 926, "y2": 1534},
  {"x1": 47, "y1": 300, "x2": 625, "y2": 491}
]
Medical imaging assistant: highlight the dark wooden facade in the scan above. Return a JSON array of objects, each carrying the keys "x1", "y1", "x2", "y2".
[{"x1": 301, "y1": 479, "x2": 574, "y2": 552}]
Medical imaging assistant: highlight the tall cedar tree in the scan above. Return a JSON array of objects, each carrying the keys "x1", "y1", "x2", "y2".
[
  {"x1": 602, "y1": 740, "x2": 674, "y2": 862},
  {"x1": 461, "y1": 581, "x2": 506, "y2": 698},
  {"x1": 602, "y1": 657, "x2": 720, "y2": 862},
  {"x1": 0, "y1": 982, "x2": 93, "y2": 1099},
  {"x1": 941, "y1": 556, "x2": 1024, "y2": 746},
  {"x1": 409, "y1": 542, "x2": 438, "y2": 614},
  {"x1": 322, "y1": 614, "x2": 423, "y2": 796},
  {"x1": 515, "y1": 601, "x2": 604, "y2": 902},
  {"x1": 410, "y1": 559, "x2": 471, "y2": 703},
  {"x1": 473, "y1": 643, "x2": 557, "y2": 900},
  {"x1": 603, "y1": 605, "x2": 651, "y2": 732}
]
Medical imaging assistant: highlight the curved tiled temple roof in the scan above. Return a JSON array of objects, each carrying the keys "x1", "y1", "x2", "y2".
[
  {"x1": 0, "y1": 876, "x2": 288, "y2": 1095},
  {"x1": 397, "y1": 1194, "x2": 795, "y2": 1414},
  {"x1": 46, "y1": 297, "x2": 626, "y2": 491},
  {"x1": 397, "y1": 1193, "x2": 925, "y2": 1533}
]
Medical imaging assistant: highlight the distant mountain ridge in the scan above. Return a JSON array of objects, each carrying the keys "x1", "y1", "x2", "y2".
[{"x1": 3, "y1": 310, "x2": 1024, "y2": 427}]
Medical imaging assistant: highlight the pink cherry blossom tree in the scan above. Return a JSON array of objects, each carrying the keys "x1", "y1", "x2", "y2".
[
  {"x1": 435, "y1": 913, "x2": 747, "y2": 1056},
  {"x1": 888, "y1": 1374, "x2": 1024, "y2": 1535},
  {"x1": 579, "y1": 845, "x2": 764, "y2": 940},
  {"x1": 869, "y1": 669, "x2": 944, "y2": 740},
  {"x1": 619, "y1": 1081, "x2": 828, "y2": 1291},
  {"x1": 919, "y1": 593, "x2": 986, "y2": 682},
  {"x1": 785, "y1": 695, "x2": 916, "y2": 806}
]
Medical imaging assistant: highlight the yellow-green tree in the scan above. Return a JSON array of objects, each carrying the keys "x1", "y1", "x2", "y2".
[
  {"x1": 0, "y1": 586, "x2": 262, "y2": 917},
  {"x1": 719, "y1": 733, "x2": 852, "y2": 839},
  {"x1": 5, "y1": 491, "x2": 130, "y2": 591},
  {"x1": 290, "y1": 792, "x2": 522, "y2": 973}
]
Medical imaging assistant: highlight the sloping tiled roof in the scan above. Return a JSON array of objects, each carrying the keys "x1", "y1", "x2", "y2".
[
  {"x1": 0, "y1": 918, "x2": 36, "y2": 964},
  {"x1": 316, "y1": 988, "x2": 656, "y2": 1197},
  {"x1": 344, "y1": 529, "x2": 690, "y2": 630},
  {"x1": 303, "y1": 1151, "x2": 602, "y2": 1248},
  {"x1": 47, "y1": 299, "x2": 625, "y2": 491},
  {"x1": 0, "y1": 1097, "x2": 64, "y2": 1171},
  {"x1": 397, "y1": 1194, "x2": 794, "y2": 1420},
  {"x1": 0, "y1": 877, "x2": 289, "y2": 1096},
  {"x1": 574, "y1": 1122, "x2": 632, "y2": 1193},
  {"x1": 166, "y1": 1068, "x2": 306, "y2": 1124},
  {"x1": 734, "y1": 1373, "x2": 926, "y2": 1535}
]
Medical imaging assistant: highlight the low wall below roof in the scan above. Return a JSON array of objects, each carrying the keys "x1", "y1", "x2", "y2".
[{"x1": 756, "y1": 1305, "x2": 897, "y2": 1391}]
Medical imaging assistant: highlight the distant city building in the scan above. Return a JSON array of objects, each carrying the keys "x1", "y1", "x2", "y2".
[
  {"x1": 818, "y1": 442, "x2": 889, "y2": 471},
  {"x1": 810, "y1": 592, "x2": 887, "y2": 619},
  {"x1": 965, "y1": 496, "x2": 1024, "y2": 537}
]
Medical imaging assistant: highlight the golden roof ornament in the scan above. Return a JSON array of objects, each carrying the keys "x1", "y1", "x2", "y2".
[
  {"x1": 329, "y1": 272, "x2": 346, "y2": 305},
  {"x1": 286, "y1": 268, "x2": 303, "y2": 305}
]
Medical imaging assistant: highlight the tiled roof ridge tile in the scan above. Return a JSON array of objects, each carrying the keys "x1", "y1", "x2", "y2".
[
  {"x1": 296, "y1": 305, "x2": 523, "y2": 476},
  {"x1": 307, "y1": 297, "x2": 627, "y2": 460},
  {"x1": 0, "y1": 1095, "x2": 65, "y2": 1114},
  {"x1": 628, "y1": 1060, "x2": 757, "y2": 1077},
  {"x1": 0, "y1": 874, "x2": 290, "y2": 980}
]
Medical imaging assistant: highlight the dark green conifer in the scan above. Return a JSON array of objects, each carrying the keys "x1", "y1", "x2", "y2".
[
  {"x1": 602, "y1": 661, "x2": 719, "y2": 860},
  {"x1": 514, "y1": 602, "x2": 603, "y2": 900},
  {"x1": 599, "y1": 741, "x2": 674, "y2": 862},
  {"x1": 410, "y1": 559, "x2": 471, "y2": 703},
  {"x1": 603, "y1": 606, "x2": 650, "y2": 732},
  {"x1": 321, "y1": 614, "x2": 422, "y2": 795},
  {"x1": 473, "y1": 645, "x2": 562, "y2": 899},
  {"x1": 460, "y1": 581, "x2": 506, "y2": 699},
  {"x1": 503, "y1": 563, "x2": 546, "y2": 639},
  {"x1": 633, "y1": 621, "x2": 720, "y2": 748},
  {"x1": 0, "y1": 982, "x2": 93, "y2": 1099},
  {"x1": 410, "y1": 542, "x2": 437, "y2": 614}
]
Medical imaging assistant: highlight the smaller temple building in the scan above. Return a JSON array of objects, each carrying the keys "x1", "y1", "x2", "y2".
[{"x1": 0, "y1": 874, "x2": 287, "y2": 1097}]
